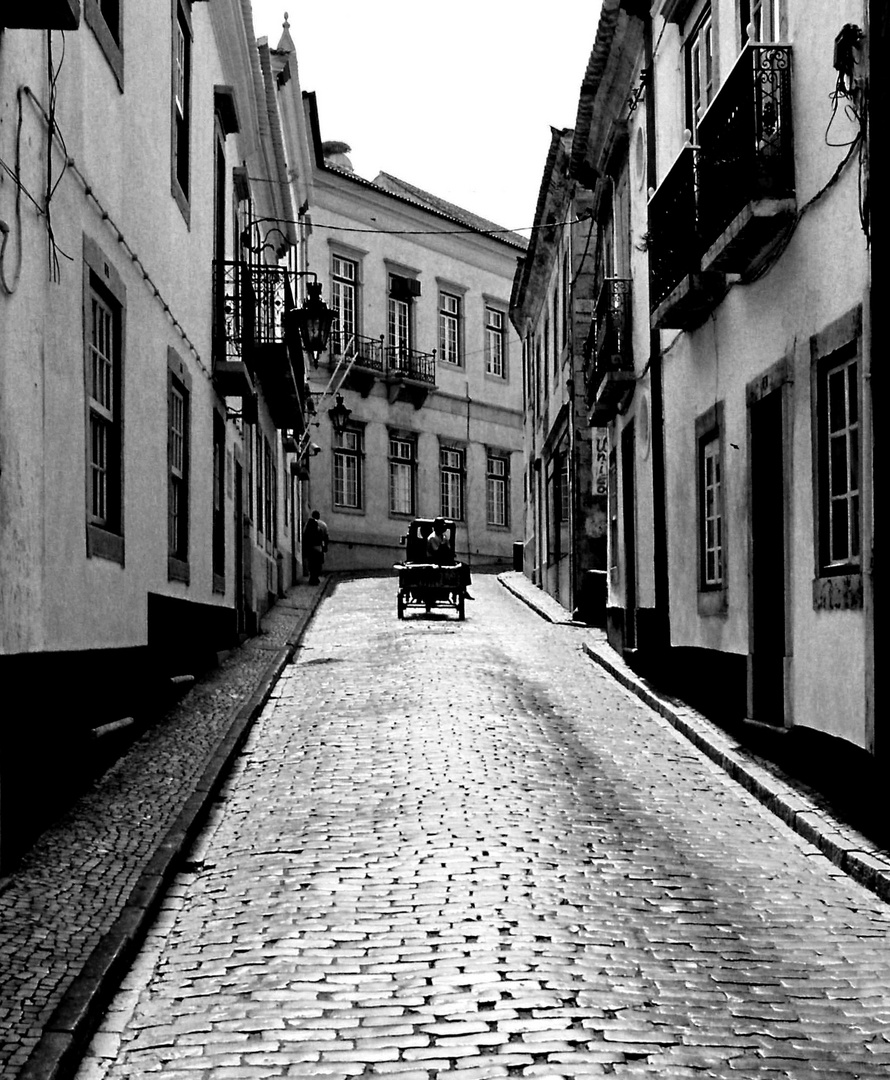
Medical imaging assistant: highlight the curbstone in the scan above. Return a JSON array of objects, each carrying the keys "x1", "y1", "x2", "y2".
[{"x1": 498, "y1": 572, "x2": 890, "y2": 909}]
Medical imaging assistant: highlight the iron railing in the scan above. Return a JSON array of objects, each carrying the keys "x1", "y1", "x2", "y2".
[
  {"x1": 213, "y1": 260, "x2": 294, "y2": 362},
  {"x1": 647, "y1": 146, "x2": 702, "y2": 312},
  {"x1": 697, "y1": 44, "x2": 794, "y2": 247},
  {"x1": 386, "y1": 344, "x2": 437, "y2": 384},
  {"x1": 592, "y1": 278, "x2": 632, "y2": 371},
  {"x1": 329, "y1": 331, "x2": 385, "y2": 371}
]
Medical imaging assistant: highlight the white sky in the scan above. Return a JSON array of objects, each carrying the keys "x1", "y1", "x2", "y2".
[{"x1": 249, "y1": 1, "x2": 602, "y2": 233}]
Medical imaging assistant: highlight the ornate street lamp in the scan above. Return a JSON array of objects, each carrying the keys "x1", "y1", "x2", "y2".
[
  {"x1": 287, "y1": 277, "x2": 335, "y2": 366},
  {"x1": 327, "y1": 393, "x2": 352, "y2": 434}
]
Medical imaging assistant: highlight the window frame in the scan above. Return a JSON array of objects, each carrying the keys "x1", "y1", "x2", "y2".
[
  {"x1": 486, "y1": 451, "x2": 510, "y2": 529},
  {"x1": 439, "y1": 444, "x2": 466, "y2": 522},
  {"x1": 388, "y1": 432, "x2": 417, "y2": 518},
  {"x1": 695, "y1": 401, "x2": 728, "y2": 615},
  {"x1": 84, "y1": 0, "x2": 124, "y2": 89},
  {"x1": 167, "y1": 348, "x2": 191, "y2": 582},
  {"x1": 83, "y1": 235, "x2": 126, "y2": 566},
  {"x1": 484, "y1": 304, "x2": 507, "y2": 379},
  {"x1": 438, "y1": 290, "x2": 462, "y2": 367},
  {"x1": 811, "y1": 309, "x2": 863, "y2": 611},
  {"x1": 171, "y1": 0, "x2": 193, "y2": 221},
  {"x1": 331, "y1": 251, "x2": 360, "y2": 354},
  {"x1": 686, "y1": 4, "x2": 716, "y2": 141},
  {"x1": 333, "y1": 425, "x2": 364, "y2": 511}
]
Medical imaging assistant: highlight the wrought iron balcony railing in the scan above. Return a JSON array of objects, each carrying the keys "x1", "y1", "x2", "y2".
[
  {"x1": 213, "y1": 260, "x2": 294, "y2": 363},
  {"x1": 697, "y1": 44, "x2": 794, "y2": 251},
  {"x1": 593, "y1": 278, "x2": 632, "y2": 370},
  {"x1": 386, "y1": 344, "x2": 437, "y2": 384},
  {"x1": 329, "y1": 331, "x2": 385, "y2": 371},
  {"x1": 648, "y1": 146, "x2": 702, "y2": 312}
]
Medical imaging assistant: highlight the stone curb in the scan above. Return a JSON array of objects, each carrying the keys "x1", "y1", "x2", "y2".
[
  {"x1": 17, "y1": 579, "x2": 333, "y2": 1080},
  {"x1": 497, "y1": 573, "x2": 890, "y2": 906}
]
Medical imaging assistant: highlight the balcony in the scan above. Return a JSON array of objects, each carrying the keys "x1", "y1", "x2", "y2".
[
  {"x1": 329, "y1": 332, "x2": 385, "y2": 396},
  {"x1": 385, "y1": 344, "x2": 437, "y2": 408},
  {"x1": 648, "y1": 146, "x2": 726, "y2": 330},
  {"x1": 586, "y1": 278, "x2": 635, "y2": 424},
  {"x1": 213, "y1": 261, "x2": 306, "y2": 430},
  {"x1": 698, "y1": 44, "x2": 795, "y2": 276}
]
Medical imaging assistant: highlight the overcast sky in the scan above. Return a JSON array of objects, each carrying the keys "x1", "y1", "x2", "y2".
[{"x1": 249, "y1": 1, "x2": 602, "y2": 233}]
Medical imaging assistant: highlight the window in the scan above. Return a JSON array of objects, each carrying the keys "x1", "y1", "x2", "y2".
[
  {"x1": 439, "y1": 292, "x2": 461, "y2": 365},
  {"x1": 172, "y1": 0, "x2": 192, "y2": 213},
  {"x1": 83, "y1": 236, "x2": 125, "y2": 564},
  {"x1": 687, "y1": 6, "x2": 715, "y2": 140},
  {"x1": 486, "y1": 453, "x2": 509, "y2": 528},
  {"x1": 334, "y1": 427, "x2": 363, "y2": 509},
  {"x1": 84, "y1": 0, "x2": 123, "y2": 88},
  {"x1": 485, "y1": 307, "x2": 505, "y2": 378},
  {"x1": 559, "y1": 453, "x2": 570, "y2": 523},
  {"x1": 700, "y1": 435, "x2": 723, "y2": 587},
  {"x1": 389, "y1": 435, "x2": 416, "y2": 516},
  {"x1": 332, "y1": 254, "x2": 358, "y2": 354},
  {"x1": 740, "y1": 0, "x2": 782, "y2": 44},
  {"x1": 818, "y1": 349, "x2": 860, "y2": 572},
  {"x1": 440, "y1": 447, "x2": 465, "y2": 521},
  {"x1": 552, "y1": 291, "x2": 560, "y2": 375},
  {"x1": 212, "y1": 412, "x2": 225, "y2": 590},
  {"x1": 264, "y1": 436, "x2": 273, "y2": 544},
  {"x1": 167, "y1": 351, "x2": 190, "y2": 581},
  {"x1": 388, "y1": 273, "x2": 418, "y2": 363},
  {"x1": 695, "y1": 401, "x2": 726, "y2": 613}
]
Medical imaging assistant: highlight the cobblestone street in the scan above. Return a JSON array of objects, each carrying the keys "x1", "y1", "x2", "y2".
[{"x1": 74, "y1": 573, "x2": 890, "y2": 1080}]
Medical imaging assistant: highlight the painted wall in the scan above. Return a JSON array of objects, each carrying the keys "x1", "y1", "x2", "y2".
[{"x1": 303, "y1": 167, "x2": 525, "y2": 569}]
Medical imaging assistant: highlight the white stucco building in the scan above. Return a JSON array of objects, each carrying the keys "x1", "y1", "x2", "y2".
[{"x1": 0, "y1": 3, "x2": 315, "y2": 867}]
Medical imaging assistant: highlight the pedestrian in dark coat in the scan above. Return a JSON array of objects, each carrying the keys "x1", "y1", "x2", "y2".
[{"x1": 303, "y1": 510, "x2": 329, "y2": 585}]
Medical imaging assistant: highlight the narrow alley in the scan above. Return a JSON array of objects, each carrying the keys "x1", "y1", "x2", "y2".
[{"x1": 75, "y1": 574, "x2": 890, "y2": 1080}]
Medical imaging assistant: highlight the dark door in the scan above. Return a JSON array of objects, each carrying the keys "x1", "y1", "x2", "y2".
[
  {"x1": 621, "y1": 421, "x2": 637, "y2": 650},
  {"x1": 234, "y1": 461, "x2": 245, "y2": 637},
  {"x1": 750, "y1": 391, "x2": 786, "y2": 723}
]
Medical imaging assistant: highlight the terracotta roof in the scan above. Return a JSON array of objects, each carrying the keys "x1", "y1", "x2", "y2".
[{"x1": 371, "y1": 172, "x2": 528, "y2": 250}]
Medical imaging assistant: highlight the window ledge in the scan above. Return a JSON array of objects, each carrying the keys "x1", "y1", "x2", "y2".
[
  {"x1": 813, "y1": 572, "x2": 862, "y2": 611},
  {"x1": 168, "y1": 556, "x2": 190, "y2": 584},
  {"x1": 87, "y1": 524, "x2": 124, "y2": 565},
  {"x1": 697, "y1": 587, "x2": 728, "y2": 617},
  {"x1": 212, "y1": 572, "x2": 226, "y2": 595}
]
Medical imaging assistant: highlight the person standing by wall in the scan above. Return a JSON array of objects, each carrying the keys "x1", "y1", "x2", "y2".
[{"x1": 302, "y1": 510, "x2": 329, "y2": 585}]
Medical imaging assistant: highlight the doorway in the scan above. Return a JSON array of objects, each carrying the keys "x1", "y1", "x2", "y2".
[
  {"x1": 749, "y1": 389, "x2": 787, "y2": 723},
  {"x1": 621, "y1": 421, "x2": 637, "y2": 650}
]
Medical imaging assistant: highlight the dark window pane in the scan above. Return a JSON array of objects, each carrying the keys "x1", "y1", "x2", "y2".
[
  {"x1": 831, "y1": 499, "x2": 848, "y2": 562},
  {"x1": 847, "y1": 361, "x2": 858, "y2": 424},
  {"x1": 828, "y1": 368, "x2": 846, "y2": 433},
  {"x1": 830, "y1": 435, "x2": 847, "y2": 496}
]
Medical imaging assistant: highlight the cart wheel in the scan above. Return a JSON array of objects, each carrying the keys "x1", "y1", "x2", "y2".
[
  {"x1": 397, "y1": 593, "x2": 405, "y2": 619},
  {"x1": 457, "y1": 593, "x2": 465, "y2": 621}
]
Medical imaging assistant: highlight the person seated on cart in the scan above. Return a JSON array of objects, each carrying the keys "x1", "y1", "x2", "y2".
[{"x1": 426, "y1": 517, "x2": 474, "y2": 600}]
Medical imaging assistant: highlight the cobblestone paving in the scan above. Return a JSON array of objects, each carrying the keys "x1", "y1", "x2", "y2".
[
  {"x1": 0, "y1": 592, "x2": 322, "y2": 1078},
  {"x1": 75, "y1": 574, "x2": 890, "y2": 1079}
]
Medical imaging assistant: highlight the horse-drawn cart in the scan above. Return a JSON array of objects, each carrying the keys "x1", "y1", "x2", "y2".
[{"x1": 395, "y1": 518, "x2": 465, "y2": 620}]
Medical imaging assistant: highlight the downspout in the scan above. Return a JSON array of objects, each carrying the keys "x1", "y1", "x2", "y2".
[{"x1": 642, "y1": 8, "x2": 670, "y2": 660}]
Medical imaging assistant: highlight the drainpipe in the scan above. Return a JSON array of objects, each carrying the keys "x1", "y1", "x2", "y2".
[{"x1": 640, "y1": 8, "x2": 670, "y2": 662}]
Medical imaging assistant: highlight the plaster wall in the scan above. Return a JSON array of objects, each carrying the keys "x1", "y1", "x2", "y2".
[{"x1": 305, "y1": 173, "x2": 524, "y2": 568}]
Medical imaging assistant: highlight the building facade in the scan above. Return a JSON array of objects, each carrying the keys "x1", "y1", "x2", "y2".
[
  {"x1": 286, "y1": 91, "x2": 527, "y2": 573},
  {"x1": 518, "y1": 0, "x2": 880, "y2": 771},
  {"x1": 0, "y1": 4, "x2": 316, "y2": 867}
]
